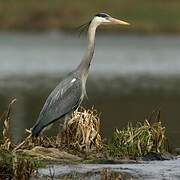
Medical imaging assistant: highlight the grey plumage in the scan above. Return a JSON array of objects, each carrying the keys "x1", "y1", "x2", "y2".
[
  {"x1": 31, "y1": 72, "x2": 83, "y2": 136},
  {"x1": 31, "y1": 13, "x2": 129, "y2": 137}
]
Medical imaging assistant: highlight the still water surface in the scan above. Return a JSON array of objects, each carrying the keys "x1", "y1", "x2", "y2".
[{"x1": 0, "y1": 32, "x2": 180, "y2": 149}]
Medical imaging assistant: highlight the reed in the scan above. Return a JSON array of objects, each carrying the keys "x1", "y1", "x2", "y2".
[
  {"x1": 0, "y1": 99, "x2": 16, "y2": 151},
  {"x1": 0, "y1": 100, "x2": 38, "y2": 179},
  {"x1": 106, "y1": 110, "x2": 168, "y2": 159},
  {"x1": 58, "y1": 107, "x2": 103, "y2": 153}
]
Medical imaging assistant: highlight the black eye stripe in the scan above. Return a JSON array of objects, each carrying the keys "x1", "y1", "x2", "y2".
[{"x1": 95, "y1": 13, "x2": 109, "y2": 18}]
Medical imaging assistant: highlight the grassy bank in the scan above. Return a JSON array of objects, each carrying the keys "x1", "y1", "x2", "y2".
[
  {"x1": 0, "y1": 0, "x2": 180, "y2": 33},
  {"x1": 0, "y1": 100, "x2": 171, "y2": 179}
]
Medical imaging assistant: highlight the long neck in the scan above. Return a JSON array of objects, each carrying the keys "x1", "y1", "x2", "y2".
[{"x1": 77, "y1": 22, "x2": 97, "y2": 77}]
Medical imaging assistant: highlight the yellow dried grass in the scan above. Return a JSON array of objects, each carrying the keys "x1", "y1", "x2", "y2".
[
  {"x1": 14, "y1": 107, "x2": 102, "y2": 154},
  {"x1": 59, "y1": 107, "x2": 103, "y2": 152}
]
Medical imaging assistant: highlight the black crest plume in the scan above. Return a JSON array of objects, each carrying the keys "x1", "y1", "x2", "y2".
[{"x1": 77, "y1": 20, "x2": 92, "y2": 36}]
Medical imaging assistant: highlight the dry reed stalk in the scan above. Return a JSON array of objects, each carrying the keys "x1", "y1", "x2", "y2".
[
  {"x1": 1, "y1": 99, "x2": 16, "y2": 151},
  {"x1": 13, "y1": 133, "x2": 32, "y2": 152},
  {"x1": 59, "y1": 107, "x2": 102, "y2": 152}
]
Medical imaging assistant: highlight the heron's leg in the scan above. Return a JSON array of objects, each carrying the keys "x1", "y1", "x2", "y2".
[
  {"x1": 56, "y1": 114, "x2": 68, "y2": 146},
  {"x1": 57, "y1": 113, "x2": 72, "y2": 147},
  {"x1": 64, "y1": 113, "x2": 73, "y2": 148},
  {"x1": 57, "y1": 113, "x2": 71, "y2": 133}
]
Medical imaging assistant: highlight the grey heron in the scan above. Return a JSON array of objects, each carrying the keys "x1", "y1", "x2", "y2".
[{"x1": 31, "y1": 13, "x2": 129, "y2": 137}]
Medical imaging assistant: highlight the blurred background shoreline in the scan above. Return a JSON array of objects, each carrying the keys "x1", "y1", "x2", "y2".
[{"x1": 0, "y1": 0, "x2": 180, "y2": 33}]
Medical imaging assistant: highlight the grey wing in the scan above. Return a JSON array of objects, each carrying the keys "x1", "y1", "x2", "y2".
[{"x1": 31, "y1": 76, "x2": 82, "y2": 136}]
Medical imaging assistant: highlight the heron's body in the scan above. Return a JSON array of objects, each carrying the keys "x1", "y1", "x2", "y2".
[
  {"x1": 32, "y1": 72, "x2": 82, "y2": 136},
  {"x1": 31, "y1": 13, "x2": 129, "y2": 137}
]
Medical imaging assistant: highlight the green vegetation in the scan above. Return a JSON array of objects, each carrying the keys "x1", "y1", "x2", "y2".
[
  {"x1": 0, "y1": 0, "x2": 180, "y2": 33},
  {"x1": 0, "y1": 99, "x2": 43, "y2": 179},
  {"x1": 106, "y1": 112, "x2": 168, "y2": 159},
  {"x1": 0, "y1": 151, "x2": 40, "y2": 179}
]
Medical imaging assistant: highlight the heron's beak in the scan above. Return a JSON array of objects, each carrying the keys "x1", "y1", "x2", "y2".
[{"x1": 109, "y1": 17, "x2": 130, "y2": 25}]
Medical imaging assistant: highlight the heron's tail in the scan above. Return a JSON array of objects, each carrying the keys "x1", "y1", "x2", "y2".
[{"x1": 31, "y1": 123, "x2": 43, "y2": 137}]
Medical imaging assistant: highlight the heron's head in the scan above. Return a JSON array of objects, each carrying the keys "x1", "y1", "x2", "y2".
[
  {"x1": 92, "y1": 13, "x2": 130, "y2": 27},
  {"x1": 78, "y1": 13, "x2": 129, "y2": 35}
]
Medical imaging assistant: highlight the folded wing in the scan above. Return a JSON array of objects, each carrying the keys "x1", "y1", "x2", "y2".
[{"x1": 31, "y1": 76, "x2": 82, "y2": 136}]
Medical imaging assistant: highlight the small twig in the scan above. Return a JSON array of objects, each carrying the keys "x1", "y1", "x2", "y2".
[
  {"x1": 49, "y1": 166, "x2": 55, "y2": 180},
  {"x1": 6, "y1": 98, "x2": 17, "y2": 118},
  {"x1": 146, "y1": 108, "x2": 161, "y2": 125},
  {"x1": 155, "y1": 109, "x2": 161, "y2": 122},
  {"x1": 13, "y1": 133, "x2": 32, "y2": 152}
]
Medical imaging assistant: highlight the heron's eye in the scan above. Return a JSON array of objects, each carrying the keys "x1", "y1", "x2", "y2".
[{"x1": 95, "y1": 13, "x2": 109, "y2": 18}]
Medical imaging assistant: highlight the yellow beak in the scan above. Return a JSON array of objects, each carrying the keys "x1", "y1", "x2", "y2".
[{"x1": 109, "y1": 17, "x2": 130, "y2": 25}]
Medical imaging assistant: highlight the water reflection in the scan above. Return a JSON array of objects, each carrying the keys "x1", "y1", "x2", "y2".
[{"x1": 0, "y1": 75, "x2": 180, "y2": 149}]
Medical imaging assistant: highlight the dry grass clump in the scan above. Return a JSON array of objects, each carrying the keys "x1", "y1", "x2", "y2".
[
  {"x1": 0, "y1": 100, "x2": 102, "y2": 168},
  {"x1": 15, "y1": 107, "x2": 103, "y2": 154},
  {"x1": 59, "y1": 107, "x2": 103, "y2": 153},
  {"x1": 106, "y1": 111, "x2": 168, "y2": 159},
  {"x1": 14, "y1": 133, "x2": 57, "y2": 151}
]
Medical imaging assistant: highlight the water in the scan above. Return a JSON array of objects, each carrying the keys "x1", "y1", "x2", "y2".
[
  {"x1": 39, "y1": 158, "x2": 180, "y2": 179},
  {"x1": 0, "y1": 32, "x2": 180, "y2": 149}
]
